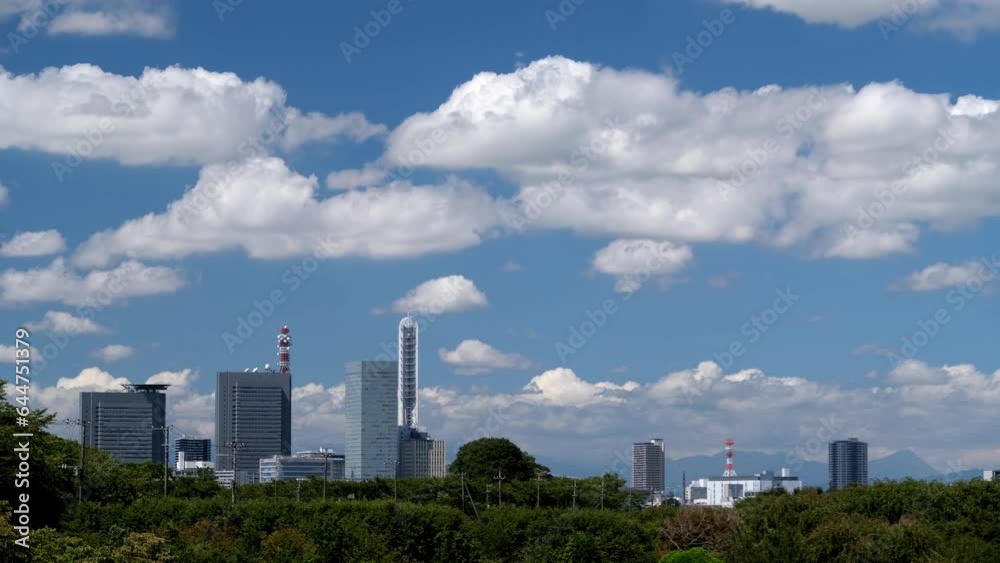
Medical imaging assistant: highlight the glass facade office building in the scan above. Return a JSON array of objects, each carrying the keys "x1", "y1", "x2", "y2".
[
  {"x1": 215, "y1": 371, "x2": 291, "y2": 484},
  {"x1": 175, "y1": 437, "x2": 211, "y2": 465},
  {"x1": 259, "y1": 451, "x2": 345, "y2": 482},
  {"x1": 345, "y1": 361, "x2": 398, "y2": 481},
  {"x1": 80, "y1": 384, "x2": 168, "y2": 463}
]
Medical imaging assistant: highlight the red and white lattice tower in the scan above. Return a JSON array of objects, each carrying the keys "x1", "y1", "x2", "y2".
[
  {"x1": 277, "y1": 326, "x2": 291, "y2": 374},
  {"x1": 723, "y1": 438, "x2": 737, "y2": 477}
]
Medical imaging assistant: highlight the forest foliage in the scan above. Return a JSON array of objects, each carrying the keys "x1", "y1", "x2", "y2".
[{"x1": 2, "y1": 383, "x2": 999, "y2": 562}]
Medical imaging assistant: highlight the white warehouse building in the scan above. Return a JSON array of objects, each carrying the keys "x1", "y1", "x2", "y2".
[{"x1": 686, "y1": 468, "x2": 802, "y2": 507}]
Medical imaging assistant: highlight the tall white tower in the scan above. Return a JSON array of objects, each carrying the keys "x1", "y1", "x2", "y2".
[{"x1": 398, "y1": 315, "x2": 418, "y2": 428}]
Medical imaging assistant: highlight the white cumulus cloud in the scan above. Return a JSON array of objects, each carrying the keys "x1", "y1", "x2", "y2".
[
  {"x1": 386, "y1": 56, "x2": 1000, "y2": 260},
  {"x1": 0, "y1": 230, "x2": 67, "y2": 257},
  {"x1": 0, "y1": 64, "x2": 384, "y2": 166},
  {"x1": 723, "y1": 0, "x2": 1000, "y2": 37},
  {"x1": 390, "y1": 275, "x2": 488, "y2": 315},
  {"x1": 891, "y1": 259, "x2": 997, "y2": 291},
  {"x1": 25, "y1": 310, "x2": 107, "y2": 334},
  {"x1": 91, "y1": 344, "x2": 135, "y2": 362},
  {"x1": 438, "y1": 339, "x2": 535, "y2": 375},
  {"x1": 1, "y1": 0, "x2": 175, "y2": 38},
  {"x1": 591, "y1": 239, "x2": 693, "y2": 293},
  {"x1": 0, "y1": 258, "x2": 185, "y2": 306},
  {"x1": 73, "y1": 158, "x2": 502, "y2": 268}
]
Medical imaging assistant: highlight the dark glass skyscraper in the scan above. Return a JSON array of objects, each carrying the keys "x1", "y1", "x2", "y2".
[
  {"x1": 175, "y1": 437, "x2": 212, "y2": 465},
  {"x1": 829, "y1": 437, "x2": 868, "y2": 490},
  {"x1": 215, "y1": 371, "x2": 291, "y2": 484},
  {"x1": 632, "y1": 438, "x2": 666, "y2": 493},
  {"x1": 80, "y1": 384, "x2": 168, "y2": 463}
]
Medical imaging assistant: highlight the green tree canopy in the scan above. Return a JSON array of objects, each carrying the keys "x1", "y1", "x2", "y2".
[
  {"x1": 660, "y1": 547, "x2": 725, "y2": 563},
  {"x1": 449, "y1": 438, "x2": 549, "y2": 481}
]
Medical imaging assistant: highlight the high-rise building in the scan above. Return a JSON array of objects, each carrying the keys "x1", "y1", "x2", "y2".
[
  {"x1": 215, "y1": 371, "x2": 291, "y2": 485},
  {"x1": 175, "y1": 438, "x2": 211, "y2": 466},
  {"x1": 399, "y1": 427, "x2": 447, "y2": 478},
  {"x1": 81, "y1": 384, "x2": 169, "y2": 463},
  {"x1": 829, "y1": 437, "x2": 868, "y2": 490},
  {"x1": 259, "y1": 450, "x2": 345, "y2": 482},
  {"x1": 345, "y1": 361, "x2": 399, "y2": 481},
  {"x1": 632, "y1": 438, "x2": 665, "y2": 493},
  {"x1": 398, "y1": 316, "x2": 418, "y2": 428}
]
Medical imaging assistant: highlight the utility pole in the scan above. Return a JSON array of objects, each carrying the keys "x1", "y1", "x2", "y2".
[
  {"x1": 460, "y1": 473, "x2": 466, "y2": 512},
  {"x1": 384, "y1": 460, "x2": 399, "y2": 501},
  {"x1": 297, "y1": 478, "x2": 303, "y2": 501},
  {"x1": 226, "y1": 440, "x2": 245, "y2": 504},
  {"x1": 494, "y1": 470, "x2": 506, "y2": 507},
  {"x1": 64, "y1": 419, "x2": 91, "y2": 503},
  {"x1": 600, "y1": 477, "x2": 606, "y2": 510},
  {"x1": 572, "y1": 479, "x2": 577, "y2": 509},
  {"x1": 485, "y1": 484, "x2": 492, "y2": 509},
  {"x1": 535, "y1": 470, "x2": 543, "y2": 509},
  {"x1": 682, "y1": 471, "x2": 687, "y2": 507},
  {"x1": 152, "y1": 425, "x2": 172, "y2": 498},
  {"x1": 319, "y1": 449, "x2": 335, "y2": 501}
]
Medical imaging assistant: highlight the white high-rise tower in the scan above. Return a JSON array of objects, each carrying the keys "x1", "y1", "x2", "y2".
[{"x1": 398, "y1": 315, "x2": 418, "y2": 428}]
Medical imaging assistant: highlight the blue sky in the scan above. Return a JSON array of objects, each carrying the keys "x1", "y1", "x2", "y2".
[{"x1": 2, "y1": 0, "x2": 1000, "y2": 479}]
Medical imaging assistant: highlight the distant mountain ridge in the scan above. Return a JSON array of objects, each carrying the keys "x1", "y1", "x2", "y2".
[{"x1": 663, "y1": 448, "x2": 980, "y2": 491}]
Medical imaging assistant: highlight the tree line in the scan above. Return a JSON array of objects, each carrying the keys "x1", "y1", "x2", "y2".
[{"x1": 2, "y1": 383, "x2": 999, "y2": 562}]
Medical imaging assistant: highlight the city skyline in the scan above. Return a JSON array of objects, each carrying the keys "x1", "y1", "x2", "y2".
[{"x1": 4, "y1": 0, "x2": 1000, "y2": 480}]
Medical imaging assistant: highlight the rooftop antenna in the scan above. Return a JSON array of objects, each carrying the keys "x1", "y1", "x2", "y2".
[
  {"x1": 277, "y1": 326, "x2": 292, "y2": 374},
  {"x1": 244, "y1": 368, "x2": 250, "y2": 373},
  {"x1": 252, "y1": 367, "x2": 259, "y2": 373}
]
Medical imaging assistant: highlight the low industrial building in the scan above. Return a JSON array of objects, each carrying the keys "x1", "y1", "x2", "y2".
[
  {"x1": 259, "y1": 450, "x2": 345, "y2": 483},
  {"x1": 685, "y1": 468, "x2": 802, "y2": 507}
]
